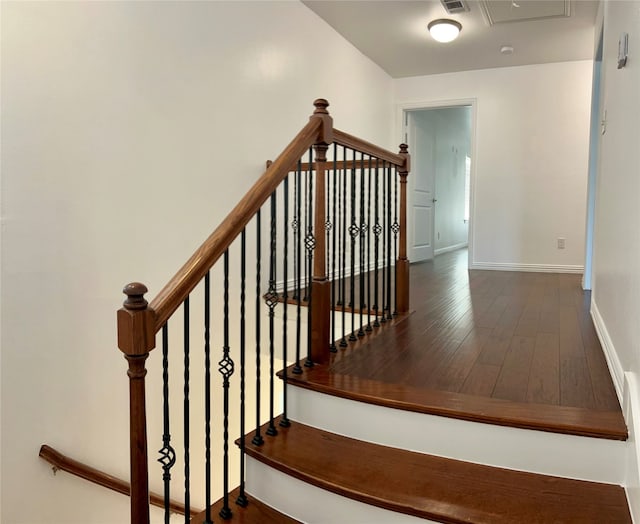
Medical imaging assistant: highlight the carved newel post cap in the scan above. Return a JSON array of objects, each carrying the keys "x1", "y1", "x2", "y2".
[
  {"x1": 313, "y1": 98, "x2": 330, "y2": 114},
  {"x1": 399, "y1": 143, "x2": 409, "y2": 154},
  {"x1": 122, "y1": 282, "x2": 148, "y2": 310}
]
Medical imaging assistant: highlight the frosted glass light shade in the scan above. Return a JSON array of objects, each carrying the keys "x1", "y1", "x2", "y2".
[{"x1": 428, "y1": 19, "x2": 462, "y2": 43}]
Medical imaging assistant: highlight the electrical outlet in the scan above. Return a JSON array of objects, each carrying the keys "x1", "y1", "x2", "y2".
[{"x1": 557, "y1": 237, "x2": 566, "y2": 249}]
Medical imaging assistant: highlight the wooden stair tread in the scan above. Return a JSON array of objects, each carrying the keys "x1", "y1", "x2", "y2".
[
  {"x1": 190, "y1": 487, "x2": 300, "y2": 524},
  {"x1": 282, "y1": 363, "x2": 628, "y2": 440},
  {"x1": 244, "y1": 419, "x2": 631, "y2": 524}
]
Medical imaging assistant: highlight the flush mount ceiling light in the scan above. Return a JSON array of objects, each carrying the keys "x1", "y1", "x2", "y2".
[{"x1": 427, "y1": 19, "x2": 462, "y2": 43}]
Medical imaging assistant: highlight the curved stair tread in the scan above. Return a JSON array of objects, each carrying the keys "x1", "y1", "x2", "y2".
[
  {"x1": 191, "y1": 487, "x2": 300, "y2": 524},
  {"x1": 244, "y1": 418, "x2": 631, "y2": 524},
  {"x1": 282, "y1": 364, "x2": 628, "y2": 440}
]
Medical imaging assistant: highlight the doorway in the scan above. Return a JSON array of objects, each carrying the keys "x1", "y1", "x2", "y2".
[{"x1": 402, "y1": 102, "x2": 475, "y2": 265}]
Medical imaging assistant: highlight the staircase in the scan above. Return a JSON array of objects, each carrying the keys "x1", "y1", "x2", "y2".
[{"x1": 111, "y1": 100, "x2": 631, "y2": 523}]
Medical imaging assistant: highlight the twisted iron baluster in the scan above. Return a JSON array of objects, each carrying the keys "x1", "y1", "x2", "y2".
[
  {"x1": 266, "y1": 192, "x2": 279, "y2": 436},
  {"x1": 253, "y1": 211, "x2": 265, "y2": 445},
  {"x1": 293, "y1": 161, "x2": 303, "y2": 374},
  {"x1": 280, "y1": 177, "x2": 291, "y2": 427},
  {"x1": 236, "y1": 229, "x2": 248, "y2": 508},
  {"x1": 158, "y1": 324, "x2": 176, "y2": 524},
  {"x1": 304, "y1": 148, "x2": 315, "y2": 368},
  {"x1": 203, "y1": 272, "x2": 213, "y2": 523},
  {"x1": 183, "y1": 296, "x2": 191, "y2": 522},
  {"x1": 219, "y1": 250, "x2": 234, "y2": 520}
]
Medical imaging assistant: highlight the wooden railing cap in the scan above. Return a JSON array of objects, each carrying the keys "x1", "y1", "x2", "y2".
[
  {"x1": 313, "y1": 98, "x2": 330, "y2": 115},
  {"x1": 122, "y1": 282, "x2": 148, "y2": 310}
]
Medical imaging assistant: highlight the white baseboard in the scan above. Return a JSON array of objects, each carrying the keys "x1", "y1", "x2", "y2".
[
  {"x1": 625, "y1": 372, "x2": 640, "y2": 522},
  {"x1": 469, "y1": 261, "x2": 584, "y2": 273},
  {"x1": 590, "y1": 299, "x2": 625, "y2": 402},
  {"x1": 434, "y1": 242, "x2": 468, "y2": 256}
]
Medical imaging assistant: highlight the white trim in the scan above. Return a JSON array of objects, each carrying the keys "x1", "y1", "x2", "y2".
[
  {"x1": 469, "y1": 262, "x2": 584, "y2": 274},
  {"x1": 288, "y1": 386, "x2": 626, "y2": 484},
  {"x1": 624, "y1": 372, "x2": 640, "y2": 522},
  {"x1": 434, "y1": 242, "x2": 468, "y2": 256},
  {"x1": 590, "y1": 299, "x2": 625, "y2": 402}
]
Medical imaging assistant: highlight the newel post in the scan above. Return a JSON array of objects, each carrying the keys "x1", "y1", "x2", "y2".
[
  {"x1": 397, "y1": 144, "x2": 411, "y2": 313},
  {"x1": 309, "y1": 99, "x2": 334, "y2": 365},
  {"x1": 117, "y1": 282, "x2": 156, "y2": 524}
]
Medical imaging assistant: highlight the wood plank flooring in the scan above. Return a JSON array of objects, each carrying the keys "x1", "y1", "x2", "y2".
[
  {"x1": 332, "y1": 249, "x2": 620, "y2": 411},
  {"x1": 288, "y1": 249, "x2": 626, "y2": 438}
]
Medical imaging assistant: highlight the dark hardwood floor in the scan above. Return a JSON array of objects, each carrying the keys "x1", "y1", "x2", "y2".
[
  {"x1": 332, "y1": 249, "x2": 619, "y2": 410},
  {"x1": 288, "y1": 248, "x2": 627, "y2": 438}
]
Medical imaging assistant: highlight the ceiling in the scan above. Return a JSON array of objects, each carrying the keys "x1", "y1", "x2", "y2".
[{"x1": 302, "y1": 0, "x2": 599, "y2": 78}]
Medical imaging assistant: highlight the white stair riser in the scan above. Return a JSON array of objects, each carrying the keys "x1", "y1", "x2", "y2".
[
  {"x1": 245, "y1": 457, "x2": 439, "y2": 524},
  {"x1": 288, "y1": 385, "x2": 627, "y2": 484}
]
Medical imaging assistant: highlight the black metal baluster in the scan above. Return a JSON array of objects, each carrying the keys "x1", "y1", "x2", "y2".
[
  {"x1": 293, "y1": 162, "x2": 303, "y2": 374},
  {"x1": 329, "y1": 145, "x2": 338, "y2": 352},
  {"x1": 203, "y1": 272, "x2": 213, "y2": 523},
  {"x1": 358, "y1": 152, "x2": 366, "y2": 337},
  {"x1": 253, "y1": 211, "x2": 265, "y2": 445},
  {"x1": 266, "y1": 192, "x2": 278, "y2": 436},
  {"x1": 219, "y1": 250, "x2": 234, "y2": 520},
  {"x1": 380, "y1": 163, "x2": 387, "y2": 324},
  {"x1": 366, "y1": 156, "x2": 372, "y2": 332},
  {"x1": 292, "y1": 165, "x2": 299, "y2": 301},
  {"x1": 183, "y1": 296, "x2": 191, "y2": 523},
  {"x1": 386, "y1": 163, "x2": 393, "y2": 320},
  {"x1": 305, "y1": 148, "x2": 315, "y2": 368},
  {"x1": 158, "y1": 323, "x2": 176, "y2": 524},
  {"x1": 340, "y1": 148, "x2": 348, "y2": 347},
  {"x1": 393, "y1": 165, "x2": 400, "y2": 317},
  {"x1": 349, "y1": 148, "x2": 358, "y2": 341},
  {"x1": 303, "y1": 153, "x2": 310, "y2": 302},
  {"x1": 236, "y1": 230, "x2": 248, "y2": 508},
  {"x1": 373, "y1": 160, "x2": 381, "y2": 328},
  {"x1": 280, "y1": 176, "x2": 291, "y2": 428}
]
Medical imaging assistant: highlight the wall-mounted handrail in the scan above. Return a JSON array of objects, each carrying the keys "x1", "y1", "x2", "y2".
[{"x1": 38, "y1": 445, "x2": 201, "y2": 516}]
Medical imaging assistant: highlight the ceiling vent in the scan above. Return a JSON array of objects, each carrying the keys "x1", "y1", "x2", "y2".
[{"x1": 440, "y1": 0, "x2": 469, "y2": 14}]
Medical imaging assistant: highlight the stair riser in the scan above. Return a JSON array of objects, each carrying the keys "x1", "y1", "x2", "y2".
[
  {"x1": 288, "y1": 385, "x2": 627, "y2": 484},
  {"x1": 245, "y1": 457, "x2": 440, "y2": 524}
]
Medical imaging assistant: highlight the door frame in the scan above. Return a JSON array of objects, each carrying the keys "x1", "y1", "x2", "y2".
[{"x1": 397, "y1": 98, "x2": 478, "y2": 267}]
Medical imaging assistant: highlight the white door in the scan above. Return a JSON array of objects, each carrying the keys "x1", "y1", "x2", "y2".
[{"x1": 407, "y1": 112, "x2": 436, "y2": 262}]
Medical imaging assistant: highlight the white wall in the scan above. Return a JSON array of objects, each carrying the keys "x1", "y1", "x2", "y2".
[
  {"x1": 395, "y1": 61, "x2": 593, "y2": 272},
  {"x1": 0, "y1": 2, "x2": 393, "y2": 522},
  {"x1": 588, "y1": 0, "x2": 640, "y2": 518},
  {"x1": 413, "y1": 108, "x2": 470, "y2": 254}
]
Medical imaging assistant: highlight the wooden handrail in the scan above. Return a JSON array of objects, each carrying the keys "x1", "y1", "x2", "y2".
[
  {"x1": 333, "y1": 128, "x2": 405, "y2": 167},
  {"x1": 39, "y1": 445, "x2": 201, "y2": 516},
  {"x1": 150, "y1": 115, "x2": 324, "y2": 330}
]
